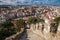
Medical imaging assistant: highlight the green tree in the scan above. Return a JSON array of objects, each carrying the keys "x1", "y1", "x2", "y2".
[
  {"x1": 50, "y1": 17, "x2": 60, "y2": 34},
  {"x1": 0, "y1": 19, "x2": 17, "y2": 40},
  {"x1": 2, "y1": 19, "x2": 13, "y2": 28},
  {"x1": 16, "y1": 19, "x2": 25, "y2": 31},
  {"x1": 27, "y1": 17, "x2": 38, "y2": 24},
  {"x1": 27, "y1": 17, "x2": 38, "y2": 29},
  {"x1": 37, "y1": 18, "x2": 45, "y2": 23},
  {"x1": 54, "y1": 17, "x2": 60, "y2": 24},
  {"x1": 27, "y1": 17, "x2": 45, "y2": 30}
]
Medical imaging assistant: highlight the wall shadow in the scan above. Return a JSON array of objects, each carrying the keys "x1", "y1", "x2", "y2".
[{"x1": 14, "y1": 29, "x2": 29, "y2": 40}]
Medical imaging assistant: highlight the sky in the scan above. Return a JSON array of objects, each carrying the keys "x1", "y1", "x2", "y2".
[{"x1": 0, "y1": 0, "x2": 60, "y2": 6}]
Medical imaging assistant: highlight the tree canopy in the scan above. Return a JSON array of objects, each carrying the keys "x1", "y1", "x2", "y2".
[
  {"x1": 16, "y1": 19, "x2": 25, "y2": 28},
  {"x1": 27, "y1": 17, "x2": 37, "y2": 24},
  {"x1": 1, "y1": 19, "x2": 13, "y2": 28},
  {"x1": 0, "y1": 19, "x2": 17, "y2": 40},
  {"x1": 27, "y1": 17, "x2": 44, "y2": 24},
  {"x1": 54, "y1": 17, "x2": 60, "y2": 23}
]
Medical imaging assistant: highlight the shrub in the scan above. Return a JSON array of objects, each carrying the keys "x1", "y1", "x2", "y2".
[{"x1": 0, "y1": 20, "x2": 17, "y2": 40}]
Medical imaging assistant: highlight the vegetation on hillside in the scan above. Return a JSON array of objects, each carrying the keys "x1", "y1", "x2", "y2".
[
  {"x1": 54, "y1": 17, "x2": 60, "y2": 23},
  {"x1": 0, "y1": 19, "x2": 25, "y2": 40},
  {"x1": 0, "y1": 19, "x2": 17, "y2": 40},
  {"x1": 16, "y1": 19, "x2": 25, "y2": 31},
  {"x1": 50, "y1": 17, "x2": 60, "y2": 34}
]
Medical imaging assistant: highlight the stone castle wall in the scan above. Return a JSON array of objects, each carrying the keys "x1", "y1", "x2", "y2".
[{"x1": 26, "y1": 21, "x2": 60, "y2": 40}]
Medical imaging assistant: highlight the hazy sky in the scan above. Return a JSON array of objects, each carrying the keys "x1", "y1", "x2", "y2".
[{"x1": 0, "y1": 0, "x2": 60, "y2": 6}]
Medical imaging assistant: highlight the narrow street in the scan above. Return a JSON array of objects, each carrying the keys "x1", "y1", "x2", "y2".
[{"x1": 19, "y1": 29, "x2": 43, "y2": 40}]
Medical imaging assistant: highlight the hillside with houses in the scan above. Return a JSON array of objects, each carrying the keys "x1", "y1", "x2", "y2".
[{"x1": 0, "y1": 5, "x2": 60, "y2": 40}]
